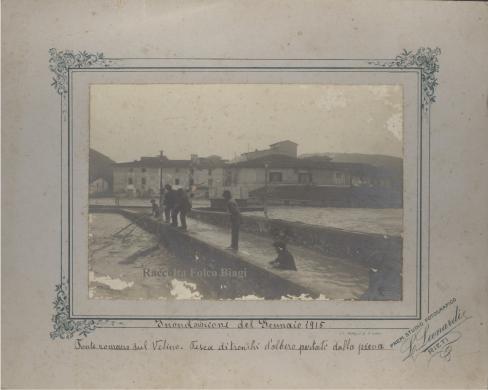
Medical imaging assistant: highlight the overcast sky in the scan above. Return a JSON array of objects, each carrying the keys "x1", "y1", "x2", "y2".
[{"x1": 90, "y1": 84, "x2": 403, "y2": 162}]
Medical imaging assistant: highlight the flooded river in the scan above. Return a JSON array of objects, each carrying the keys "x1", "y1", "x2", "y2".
[
  {"x1": 89, "y1": 213, "x2": 311, "y2": 300},
  {"x1": 246, "y1": 207, "x2": 402, "y2": 236}
]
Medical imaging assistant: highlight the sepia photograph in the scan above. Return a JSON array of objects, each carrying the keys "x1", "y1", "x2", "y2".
[
  {"x1": 88, "y1": 84, "x2": 403, "y2": 301},
  {"x1": 4, "y1": 0, "x2": 488, "y2": 388}
]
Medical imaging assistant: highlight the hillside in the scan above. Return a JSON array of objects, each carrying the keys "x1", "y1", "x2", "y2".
[{"x1": 89, "y1": 149, "x2": 115, "y2": 189}]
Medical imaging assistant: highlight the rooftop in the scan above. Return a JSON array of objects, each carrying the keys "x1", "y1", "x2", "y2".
[
  {"x1": 227, "y1": 154, "x2": 377, "y2": 173},
  {"x1": 114, "y1": 156, "x2": 227, "y2": 169},
  {"x1": 269, "y1": 140, "x2": 297, "y2": 146}
]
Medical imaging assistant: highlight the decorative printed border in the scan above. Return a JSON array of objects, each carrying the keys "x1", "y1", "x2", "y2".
[
  {"x1": 49, "y1": 48, "x2": 114, "y2": 339},
  {"x1": 51, "y1": 278, "x2": 99, "y2": 339},
  {"x1": 49, "y1": 48, "x2": 112, "y2": 95},
  {"x1": 369, "y1": 47, "x2": 441, "y2": 110},
  {"x1": 49, "y1": 48, "x2": 440, "y2": 339}
]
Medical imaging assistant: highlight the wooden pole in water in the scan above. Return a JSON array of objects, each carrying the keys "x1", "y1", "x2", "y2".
[
  {"x1": 159, "y1": 150, "x2": 164, "y2": 211},
  {"x1": 264, "y1": 163, "x2": 269, "y2": 219}
]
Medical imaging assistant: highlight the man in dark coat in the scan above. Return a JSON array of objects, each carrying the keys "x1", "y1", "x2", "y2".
[
  {"x1": 174, "y1": 188, "x2": 192, "y2": 231},
  {"x1": 360, "y1": 253, "x2": 401, "y2": 301},
  {"x1": 163, "y1": 184, "x2": 176, "y2": 224},
  {"x1": 269, "y1": 241, "x2": 297, "y2": 271},
  {"x1": 222, "y1": 190, "x2": 241, "y2": 251}
]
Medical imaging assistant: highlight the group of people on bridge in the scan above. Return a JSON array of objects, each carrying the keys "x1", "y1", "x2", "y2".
[
  {"x1": 150, "y1": 184, "x2": 192, "y2": 230},
  {"x1": 149, "y1": 188, "x2": 297, "y2": 271}
]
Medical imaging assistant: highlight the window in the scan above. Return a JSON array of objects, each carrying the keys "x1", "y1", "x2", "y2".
[
  {"x1": 335, "y1": 172, "x2": 345, "y2": 184},
  {"x1": 224, "y1": 170, "x2": 232, "y2": 186},
  {"x1": 298, "y1": 173, "x2": 312, "y2": 184},
  {"x1": 175, "y1": 178, "x2": 180, "y2": 185},
  {"x1": 208, "y1": 168, "x2": 213, "y2": 176},
  {"x1": 129, "y1": 168, "x2": 133, "y2": 173},
  {"x1": 141, "y1": 168, "x2": 146, "y2": 173},
  {"x1": 128, "y1": 178, "x2": 133, "y2": 185},
  {"x1": 141, "y1": 177, "x2": 146, "y2": 185},
  {"x1": 269, "y1": 172, "x2": 283, "y2": 183}
]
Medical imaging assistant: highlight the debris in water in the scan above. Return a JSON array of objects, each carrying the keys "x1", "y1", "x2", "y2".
[
  {"x1": 234, "y1": 295, "x2": 265, "y2": 300},
  {"x1": 169, "y1": 279, "x2": 203, "y2": 300},
  {"x1": 89, "y1": 271, "x2": 134, "y2": 297},
  {"x1": 281, "y1": 293, "x2": 329, "y2": 300}
]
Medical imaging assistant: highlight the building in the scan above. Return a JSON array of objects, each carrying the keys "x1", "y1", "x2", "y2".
[
  {"x1": 89, "y1": 177, "x2": 110, "y2": 195},
  {"x1": 209, "y1": 150, "x2": 402, "y2": 208},
  {"x1": 209, "y1": 154, "x2": 378, "y2": 198},
  {"x1": 89, "y1": 149, "x2": 114, "y2": 192},
  {"x1": 112, "y1": 141, "x2": 401, "y2": 207},
  {"x1": 241, "y1": 140, "x2": 298, "y2": 161},
  {"x1": 113, "y1": 154, "x2": 226, "y2": 198}
]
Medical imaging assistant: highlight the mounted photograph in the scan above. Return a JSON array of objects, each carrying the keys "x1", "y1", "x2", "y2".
[{"x1": 88, "y1": 83, "x2": 403, "y2": 301}]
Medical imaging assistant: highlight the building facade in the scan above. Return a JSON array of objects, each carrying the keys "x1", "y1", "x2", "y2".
[
  {"x1": 112, "y1": 141, "x2": 400, "y2": 207},
  {"x1": 113, "y1": 155, "x2": 225, "y2": 198},
  {"x1": 211, "y1": 155, "x2": 365, "y2": 198},
  {"x1": 89, "y1": 177, "x2": 110, "y2": 195}
]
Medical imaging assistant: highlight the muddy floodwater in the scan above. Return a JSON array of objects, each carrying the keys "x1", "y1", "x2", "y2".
[
  {"x1": 246, "y1": 207, "x2": 402, "y2": 236},
  {"x1": 90, "y1": 198, "x2": 402, "y2": 236},
  {"x1": 89, "y1": 213, "x2": 312, "y2": 300}
]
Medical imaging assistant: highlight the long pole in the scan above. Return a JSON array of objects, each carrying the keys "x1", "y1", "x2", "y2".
[
  {"x1": 264, "y1": 163, "x2": 269, "y2": 219},
  {"x1": 159, "y1": 150, "x2": 164, "y2": 210}
]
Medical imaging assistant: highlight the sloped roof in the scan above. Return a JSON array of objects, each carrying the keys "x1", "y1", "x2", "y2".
[
  {"x1": 229, "y1": 154, "x2": 359, "y2": 168},
  {"x1": 228, "y1": 155, "x2": 308, "y2": 168},
  {"x1": 114, "y1": 156, "x2": 226, "y2": 169},
  {"x1": 114, "y1": 158, "x2": 189, "y2": 168},
  {"x1": 227, "y1": 154, "x2": 383, "y2": 176},
  {"x1": 269, "y1": 140, "x2": 297, "y2": 146}
]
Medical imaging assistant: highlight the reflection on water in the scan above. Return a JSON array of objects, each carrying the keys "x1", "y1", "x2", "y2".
[{"x1": 89, "y1": 213, "x2": 312, "y2": 300}]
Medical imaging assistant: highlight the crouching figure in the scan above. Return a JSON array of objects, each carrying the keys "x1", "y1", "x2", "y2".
[{"x1": 269, "y1": 241, "x2": 297, "y2": 271}]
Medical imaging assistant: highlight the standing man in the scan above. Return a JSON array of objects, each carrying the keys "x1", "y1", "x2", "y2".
[
  {"x1": 163, "y1": 184, "x2": 175, "y2": 224},
  {"x1": 175, "y1": 188, "x2": 192, "y2": 231},
  {"x1": 222, "y1": 190, "x2": 241, "y2": 251}
]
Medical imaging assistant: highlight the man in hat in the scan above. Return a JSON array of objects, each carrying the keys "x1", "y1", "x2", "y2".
[
  {"x1": 222, "y1": 190, "x2": 241, "y2": 251},
  {"x1": 269, "y1": 241, "x2": 297, "y2": 271}
]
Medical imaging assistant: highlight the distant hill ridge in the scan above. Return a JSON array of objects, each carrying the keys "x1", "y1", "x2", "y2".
[{"x1": 89, "y1": 149, "x2": 115, "y2": 189}]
